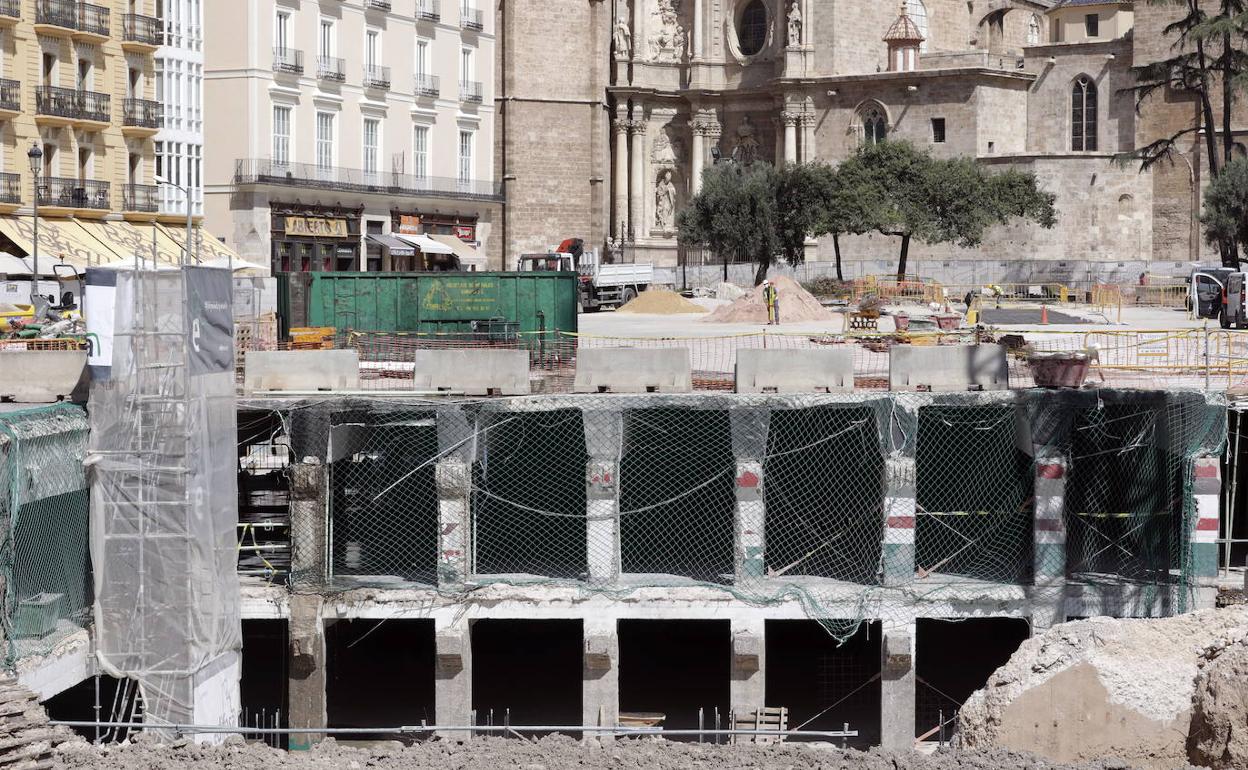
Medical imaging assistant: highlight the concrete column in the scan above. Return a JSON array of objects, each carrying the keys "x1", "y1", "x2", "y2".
[
  {"x1": 287, "y1": 593, "x2": 326, "y2": 750},
  {"x1": 584, "y1": 409, "x2": 623, "y2": 585},
  {"x1": 730, "y1": 618, "x2": 765, "y2": 719},
  {"x1": 882, "y1": 457, "x2": 917, "y2": 586},
  {"x1": 289, "y1": 459, "x2": 326, "y2": 586},
  {"x1": 1190, "y1": 455, "x2": 1221, "y2": 578},
  {"x1": 879, "y1": 623, "x2": 915, "y2": 752},
  {"x1": 436, "y1": 459, "x2": 472, "y2": 587},
  {"x1": 801, "y1": 116, "x2": 814, "y2": 163},
  {"x1": 613, "y1": 118, "x2": 630, "y2": 240},
  {"x1": 1033, "y1": 455, "x2": 1069, "y2": 629},
  {"x1": 692, "y1": 0, "x2": 703, "y2": 59},
  {"x1": 435, "y1": 617, "x2": 473, "y2": 739},
  {"x1": 583, "y1": 617, "x2": 619, "y2": 740},
  {"x1": 629, "y1": 119, "x2": 646, "y2": 240},
  {"x1": 731, "y1": 410, "x2": 770, "y2": 584},
  {"x1": 691, "y1": 129, "x2": 705, "y2": 195},
  {"x1": 783, "y1": 114, "x2": 798, "y2": 165}
]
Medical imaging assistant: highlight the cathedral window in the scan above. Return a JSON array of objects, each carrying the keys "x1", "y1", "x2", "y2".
[
  {"x1": 738, "y1": 0, "x2": 768, "y2": 56},
  {"x1": 907, "y1": 0, "x2": 928, "y2": 51},
  {"x1": 860, "y1": 104, "x2": 888, "y2": 145},
  {"x1": 1071, "y1": 75, "x2": 1097, "y2": 152}
]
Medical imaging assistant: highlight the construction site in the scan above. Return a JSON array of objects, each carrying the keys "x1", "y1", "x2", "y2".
[{"x1": 3, "y1": 268, "x2": 1248, "y2": 770}]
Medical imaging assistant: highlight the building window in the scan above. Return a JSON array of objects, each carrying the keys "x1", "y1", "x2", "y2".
[
  {"x1": 1071, "y1": 75, "x2": 1097, "y2": 151},
  {"x1": 460, "y1": 47, "x2": 473, "y2": 84},
  {"x1": 274, "y1": 10, "x2": 289, "y2": 50},
  {"x1": 413, "y1": 125, "x2": 429, "y2": 178},
  {"x1": 316, "y1": 111, "x2": 335, "y2": 171},
  {"x1": 860, "y1": 104, "x2": 888, "y2": 145},
  {"x1": 931, "y1": 117, "x2": 945, "y2": 143},
  {"x1": 738, "y1": 0, "x2": 768, "y2": 56},
  {"x1": 907, "y1": 0, "x2": 929, "y2": 52},
  {"x1": 1027, "y1": 14, "x2": 1042, "y2": 46},
  {"x1": 415, "y1": 39, "x2": 429, "y2": 77},
  {"x1": 363, "y1": 118, "x2": 379, "y2": 176},
  {"x1": 1084, "y1": 13, "x2": 1099, "y2": 38},
  {"x1": 319, "y1": 19, "x2": 334, "y2": 59},
  {"x1": 458, "y1": 130, "x2": 473, "y2": 182},
  {"x1": 273, "y1": 105, "x2": 291, "y2": 165},
  {"x1": 366, "y1": 29, "x2": 380, "y2": 69}
]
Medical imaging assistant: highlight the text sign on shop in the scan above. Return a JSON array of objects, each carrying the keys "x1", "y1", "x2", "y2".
[
  {"x1": 420, "y1": 277, "x2": 500, "y2": 319},
  {"x1": 285, "y1": 216, "x2": 349, "y2": 238}
]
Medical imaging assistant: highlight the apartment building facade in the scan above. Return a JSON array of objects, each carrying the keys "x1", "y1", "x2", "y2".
[
  {"x1": 154, "y1": 0, "x2": 203, "y2": 219},
  {"x1": 0, "y1": 0, "x2": 230, "y2": 271},
  {"x1": 204, "y1": 0, "x2": 501, "y2": 273}
]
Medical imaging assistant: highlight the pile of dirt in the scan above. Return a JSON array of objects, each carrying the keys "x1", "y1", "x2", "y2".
[
  {"x1": 617, "y1": 289, "x2": 707, "y2": 314},
  {"x1": 703, "y1": 276, "x2": 834, "y2": 324},
  {"x1": 57, "y1": 735, "x2": 1175, "y2": 770},
  {"x1": 959, "y1": 607, "x2": 1248, "y2": 770}
]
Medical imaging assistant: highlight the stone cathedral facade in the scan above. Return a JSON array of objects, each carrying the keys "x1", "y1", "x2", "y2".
[{"x1": 496, "y1": 0, "x2": 1206, "y2": 283}]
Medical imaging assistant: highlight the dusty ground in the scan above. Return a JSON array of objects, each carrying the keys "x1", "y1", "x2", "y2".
[{"x1": 55, "y1": 735, "x2": 1211, "y2": 770}]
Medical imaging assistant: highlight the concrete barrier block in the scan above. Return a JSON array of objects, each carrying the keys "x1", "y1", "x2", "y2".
[
  {"x1": 411, "y1": 350, "x2": 529, "y2": 396},
  {"x1": 244, "y1": 350, "x2": 359, "y2": 393},
  {"x1": 735, "y1": 348, "x2": 854, "y2": 393},
  {"x1": 573, "y1": 348, "x2": 692, "y2": 393},
  {"x1": 0, "y1": 351, "x2": 87, "y2": 403},
  {"x1": 889, "y1": 344, "x2": 1008, "y2": 392}
]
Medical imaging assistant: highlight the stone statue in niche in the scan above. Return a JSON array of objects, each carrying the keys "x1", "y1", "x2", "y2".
[
  {"x1": 651, "y1": 128, "x2": 683, "y2": 166},
  {"x1": 614, "y1": 16, "x2": 632, "y2": 59},
  {"x1": 788, "y1": 2, "x2": 803, "y2": 46},
  {"x1": 647, "y1": 0, "x2": 687, "y2": 63},
  {"x1": 731, "y1": 115, "x2": 760, "y2": 165},
  {"x1": 654, "y1": 170, "x2": 677, "y2": 231}
]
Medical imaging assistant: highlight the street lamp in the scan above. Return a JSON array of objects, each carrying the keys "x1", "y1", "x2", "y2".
[
  {"x1": 27, "y1": 143, "x2": 41, "y2": 305},
  {"x1": 155, "y1": 173, "x2": 196, "y2": 267}
]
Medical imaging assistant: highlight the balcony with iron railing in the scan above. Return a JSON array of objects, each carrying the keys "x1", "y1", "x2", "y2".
[
  {"x1": 122, "y1": 98, "x2": 162, "y2": 133},
  {"x1": 0, "y1": 173, "x2": 18, "y2": 206},
  {"x1": 0, "y1": 79, "x2": 19, "y2": 115},
  {"x1": 317, "y1": 55, "x2": 346, "y2": 82},
  {"x1": 37, "y1": 177, "x2": 110, "y2": 210},
  {"x1": 414, "y1": 73, "x2": 440, "y2": 97},
  {"x1": 34, "y1": 0, "x2": 76, "y2": 31},
  {"x1": 416, "y1": 0, "x2": 440, "y2": 21},
  {"x1": 35, "y1": 86, "x2": 111, "y2": 125},
  {"x1": 123, "y1": 183, "x2": 159, "y2": 213},
  {"x1": 75, "y1": 2, "x2": 110, "y2": 39},
  {"x1": 0, "y1": 0, "x2": 19, "y2": 24},
  {"x1": 273, "y1": 47, "x2": 304, "y2": 75},
  {"x1": 364, "y1": 0, "x2": 392, "y2": 10},
  {"x1": 460, "y1": 80, "x2": 483, "y2": 103},
  {"x1": 235, "y1": 158, "x2": 504, "y2": 202},
  {"x1": 364, "y1": 64, "x2": 391, "y2": 90},
  {"x1": 122, "y1": 13, "x2": 161, "y2": 49},
  {"x1": 460, "y1": 5, "x2": 483, "y2": 30}
]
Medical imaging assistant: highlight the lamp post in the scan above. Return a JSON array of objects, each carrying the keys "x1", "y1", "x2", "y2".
[
  {"x1": 27, "y1": 143, "x2": 41, "y2": 305},
  {"x1": 155, "y1": 173, "x2": 195, "y2": 267}
]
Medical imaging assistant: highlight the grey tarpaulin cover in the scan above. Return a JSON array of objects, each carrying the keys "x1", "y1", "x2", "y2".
[{"x1": 87, "y1": 269, "x2": 241, "y2": 731}]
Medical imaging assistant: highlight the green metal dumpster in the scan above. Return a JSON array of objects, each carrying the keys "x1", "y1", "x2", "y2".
[{"x1": 278, "y1": 271, "x2": 579, "y2": 338}]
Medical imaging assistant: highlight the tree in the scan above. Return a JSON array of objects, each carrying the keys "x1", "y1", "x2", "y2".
[
  {"x1": 680, "y1": 162, "x2": 795, "y2": 285},
  {"x1": 1203, "y1": 157, "x2": 1248, "y2": 249},
  {"x1": 775, "y1": 162, "x2": 837, "y2": 272},
  {"x1": 1129, "y1": 0, "x2": 1248, "y2": 266},
  {"x1": 819, "y1": 158, "x2": 886, "y2": 281}
]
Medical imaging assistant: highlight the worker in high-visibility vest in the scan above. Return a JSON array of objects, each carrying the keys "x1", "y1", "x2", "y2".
[{"x1": 763, "y1": 280, "x2": 779, "y2": 325}]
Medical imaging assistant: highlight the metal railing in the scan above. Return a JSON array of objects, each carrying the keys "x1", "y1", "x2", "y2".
[
  {"x1": 272, "y1": 47, "x2": 304, "y2": 74},
  {"x1": 0, "y1": 79, "x2": 18, "y2": 112},
  {"x1": 122, "y1": 12, "x2": 161, "y2": 46},
  {"x1": 414, "y1": 73, "x2": 440, "y2": 97},
  {"x1": 36, "y1": 177, "x2": 110, "y2": 209},
  {"x1": 0, "y1": 0, "x2": 19, "y2": 20},
  {"x1": 123, "y1": 97, "x2": 162, "y2": 128},
  {"x1": 77, "y1": 2, "x2": 109, "y2": 36},
  {"x1": 363, "y1": 64, "x2": 391, "y2": 90},
  {"x1": 0, "y1": 173, "x2": 19, "y2": 205},
  {"x1": 416, "y1": 0, "x2": 440, "y2": 21},
  {"x1": 35, "y1": 86, "x2": 111, "y2": 123},
  {"x1": 235, "y1": 158, "x2": 504, "y2": 202},
  {"x1": 317, "y1": 55, "x2": 345, "y2": 82},
  {"x1": 460, "y1": 4, "x2": 483, "y2": 29},
  {"x1": 35, "y1": 0, "x2": 75, "y2": 29},
  {"x1": 460, "y1": 80, "x2": 483, "y2": 103},
  {"x1": 364, "y1": 0, "x2": 392, "y2": 9},
  {"x1": 123, "y1": 183, "x2": 158, "y2": 212}
]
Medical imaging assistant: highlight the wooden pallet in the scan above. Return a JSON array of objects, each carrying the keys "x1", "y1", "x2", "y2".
[{"x1": 731, "y1": 706, "x2": 788, "y2": 744}]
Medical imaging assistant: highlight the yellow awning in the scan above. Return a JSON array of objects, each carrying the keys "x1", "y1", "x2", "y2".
[
  {"x1": 428, "y1": 233, "x2": 489, "y2": 269},
  {"x1": 157, "y1": 223, "x2": 245, "y2": 265},
  {"x1": 76, "y1": 220, "x2": 184, "y2": 266},
  {"x1": 0, "y1": 215, "x2": 130, "y2": 268}
]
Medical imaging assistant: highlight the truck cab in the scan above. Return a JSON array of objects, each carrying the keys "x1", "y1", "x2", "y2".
[{"x1": 515, "y1": 238, "x2": 654, "y2": 312}]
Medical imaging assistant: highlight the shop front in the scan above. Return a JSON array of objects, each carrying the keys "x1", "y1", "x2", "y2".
[
  {"x1": 270, "y1": 203, "x2": 362, "y2": 273},
  {"x1": 391, "y1": 212, "x2": 487, "y2": 271}
]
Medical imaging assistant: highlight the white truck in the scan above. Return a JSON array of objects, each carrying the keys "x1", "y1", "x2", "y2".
[{"x1": 516, "y1": 238, "x2": 654, "y2": 312}]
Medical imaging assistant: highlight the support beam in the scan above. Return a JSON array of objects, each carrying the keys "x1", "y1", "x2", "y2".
[
  {"x1": 287, "y1": 594, "x2": 325, "y2": 751},
  {"x1": 783, "y1": 113, "x2": 798, "y2": 165},
  {"x1": 730, "y1": 619, "x2": 765, "y2": 718},
  {"x1": 629, "y1": 117, "x2": 646, "y2": 240},
  {"x1": 613, "y1": 114, "x2": 629, "y2": 240},
  {"x1": 289, "y1": 459, "x2": 326, "y2": 586},
  {"x1": 880, "y1": 623, "x2": 915, "y2": 752},
  {"x1": 583, "y1": 617, "x2": 619, "y2": 740},
  {"x1": 691, "y1": 130, "x2": 705, "y2": 195},
  {"x1": 1190, "y1": 455, "x2": 1221, "y2": 579},
  {"x1": 1033, "y1": 455, "x2": 1068, "y2": 629},
  {"x1": 882, "y1": 458, "x2": 917, "y2": 586},
  {"x1": 435, "y1": 617, "x2": 473, "y2": 740},
  {"x1": 730, "y1": 409, "x2": 770, "y2": 583},
  {"x1": 436, "y1": 459, "x2": 472, "y2": 587},
  {"x1": 692, "y1": 0, "x2": 703, "y2": 59},
  {"x1": 584, "y1": 408, "x2": 623, "y2": 585}
]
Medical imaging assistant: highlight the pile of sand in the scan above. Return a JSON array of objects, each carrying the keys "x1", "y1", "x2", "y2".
[
  {"x1": 703, "y1": 276, "x2": 834, "y2": 324},
  {"x1": 617, "y1": 289, "x2": 707, "y2": 314}
]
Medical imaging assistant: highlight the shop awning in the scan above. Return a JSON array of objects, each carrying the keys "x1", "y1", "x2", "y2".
[
  {"x1": 366, "y1": 233, "x2": 415, "y2": 256},
  {"x1": 428, "y1": 234, "x2": 488, "y2": 270},
  {"x1": 0, "y1": 216, "x2": 133, "y2": 269},
  {"x1": 77, "y1": 220, "x2": 183, "y2": 266},
  {"x1": 157, "y1": 222, "x2": 247, "y2": 265},
  {"x1": 395, "y1": 233, "x2": 454, "y2": 255}
]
